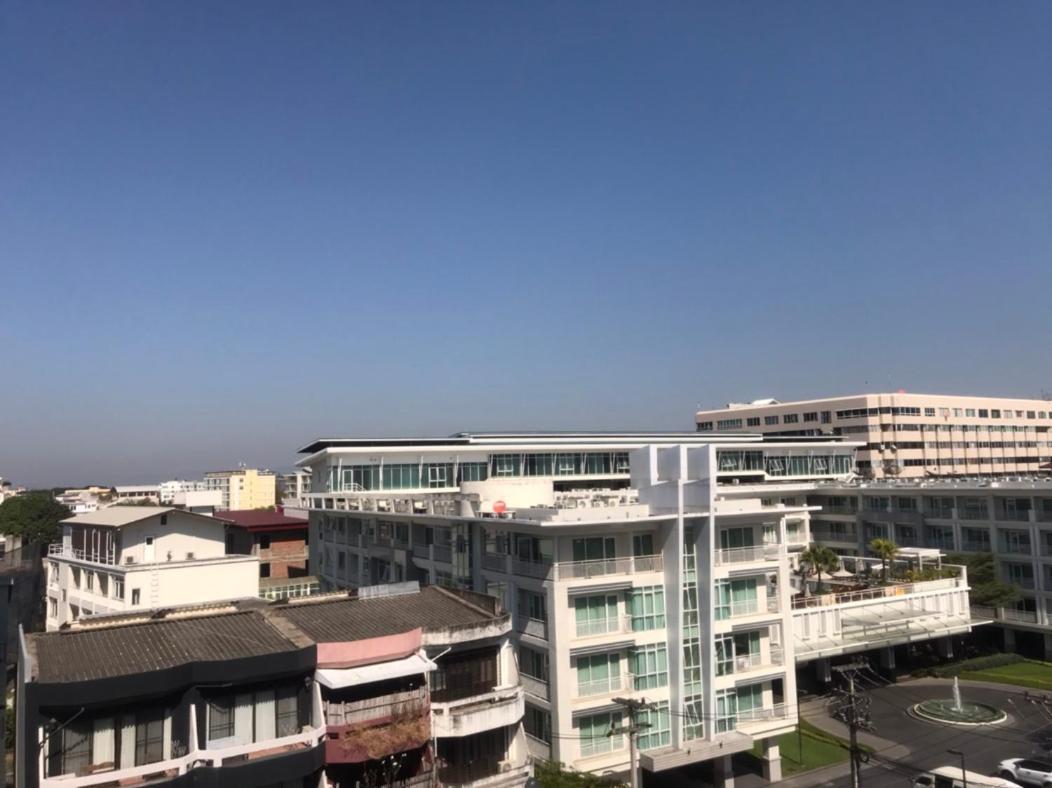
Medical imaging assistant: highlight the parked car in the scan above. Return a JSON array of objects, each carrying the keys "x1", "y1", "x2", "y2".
[
  {"x1": 998, "y1": 759, "x2": 1052, "y2": 786},
  {"x1": 914, "y1": 766, "x2": 1022, "y2": 788}
]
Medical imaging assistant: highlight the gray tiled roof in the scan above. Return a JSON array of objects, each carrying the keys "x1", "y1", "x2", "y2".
[
  {"x1": 277, "y1": 586, "x2": 496, "y2": 642},
  {"x1": 32, "y1": 610, "x2": 303, "y2": 683}
]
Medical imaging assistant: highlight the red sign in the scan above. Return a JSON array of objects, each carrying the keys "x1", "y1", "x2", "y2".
[{"x1": 493, "y1": 500, "x2": 507, "y2": 514}]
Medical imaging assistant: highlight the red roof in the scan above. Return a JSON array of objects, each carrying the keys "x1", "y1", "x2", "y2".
[{"x1": 213, "y1": 509, "x2": 308, "y2": 531}]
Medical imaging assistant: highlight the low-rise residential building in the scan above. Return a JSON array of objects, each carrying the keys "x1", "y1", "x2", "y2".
[
  {"x1": 217, "y1": 508, "x2": 310, "y2": 580},
  {"x1": 695, "y1": 392, "x2": 1052, "y2": 479},
  {"x1": 204, "y1": 467, "x2": 277, "y2": 510},
  {"x1": 44, "y1": 506, "x2": 259, "y2": 630},
  {"x1": 113, "y1": 484, "x2": 160, "y2": 503},
  {"x1": 298, "y1": 433, "x2": 975, "y2": 783},
  {"x1": 279, "y1": 471, "x2": 313, "y2": 507},
  {"x1": 17, "y1": 582, "x2": 526, "y2": 788},
  {"x1": 172, "y1": 488, "x2": 223, "y2": 513}
]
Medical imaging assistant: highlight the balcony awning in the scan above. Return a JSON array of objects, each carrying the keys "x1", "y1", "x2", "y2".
[{"x1": 316, "y1": 650, "x2": 437, "y2": 689}]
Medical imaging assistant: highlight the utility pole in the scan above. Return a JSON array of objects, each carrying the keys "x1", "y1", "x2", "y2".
[
  {"x1": 611, "y1": 697, "x2": 653, "y2": 788},
  {"x1": 831, "y1": 663, "x2": 873, "y2": 788}
]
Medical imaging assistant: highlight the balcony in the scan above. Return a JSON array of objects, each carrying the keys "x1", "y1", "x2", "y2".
[
  {"x1": 734, "y1": 702, "x2": 794, "y2": 735},
  {"x1": 576, "y1": 673, "x2": 629, "y2": 699},
  {"x1": 719, "y1": 596, "x2": 780, "y2": 621},
  {"x1": 715, "y1": 545, "x2": 781, "y2": 566},
  {"x1": 520, "y1": 674, "x2": 549, "y2": 701},
  {"x1": 575, "y1": 616, "x2": 632, "y2": 638},
  {"x1": 432, "y1": 686, "x2": 525, "y2": 738},
  {"x1": 324, "y1": 688, "x2": 428, "y2": 727},
  {"x1": 434, "y1": 544, "x2": 453, "y2": 563},
  {"x1": 792, "y1": 568, "x2": 973, "y2": 660},
  {"x1": 439, "y1": 760, "x2": 531, "y2": 788},
  {"x1": 719, "y1": 647, "x2": 785, "y2": 677},
  {"x1": 48, "y1": 544, "x2": 116, "y2": 565},
  {"x1": 511, "y1": 559, "x2": 552, "y2": 579},
  {"x1": 971, "y1": 605, "x2": 1039, "y2": 625},
  {"x1": 553, "y1": 554, "x2": 663, "y2": 581},
  {"x1": 514, "y1": 616, "x2": 548, "y2": 640}
]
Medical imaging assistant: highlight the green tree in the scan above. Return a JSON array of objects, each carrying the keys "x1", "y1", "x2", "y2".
[
  {"x1": 800, "y1": 544, "x2": 840, "y2": 591},
  {"x1": 945, "y1": 552, "x2": 1022, "y2": 608},
  {"x1": 534, "y1": 760, "x2": 625, "y2": 788},
  {"x1": 0, "y1": 493, "x2": 70, "y2": 545},
  {"x1": 868, "y1": 538, "x2": 899, "y2": 581}
]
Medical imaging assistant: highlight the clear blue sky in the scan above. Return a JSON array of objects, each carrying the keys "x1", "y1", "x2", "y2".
[{"x1": 3, "y1": 2, "x2": 1051, "y2": 487}]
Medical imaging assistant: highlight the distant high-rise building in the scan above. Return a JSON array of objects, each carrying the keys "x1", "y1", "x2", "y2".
[{"x1": 695, "y1": 392, "x2": 1052, "y2": 479}]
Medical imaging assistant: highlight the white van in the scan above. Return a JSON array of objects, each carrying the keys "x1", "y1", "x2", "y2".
[{"x1": 913, "y1": 767, "x2": 1022, "y2": 788}]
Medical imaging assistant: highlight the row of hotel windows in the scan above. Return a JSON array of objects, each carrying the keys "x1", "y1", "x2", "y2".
[
  {"x1": 715, "y1": 451, "x2": 853, "y2": 476},
  {"x1": 862, "y1": 442, "x2": 1049, "y2": 450},
  {"x1": 702, "y1": 407, "x2": 1052, "y2": 432},
  {"x1": 836, "y1": 407, "x2": 1051, "y2": 420},
  {"x1": 840, "y1": 424, "x2": 1050, "y2": 434},
  {"x1": 326, "y1": 452, "x2": 631, "y2": 491}
]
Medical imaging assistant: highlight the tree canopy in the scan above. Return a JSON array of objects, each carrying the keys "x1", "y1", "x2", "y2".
[
  {"x1": 946, "y1": 552, "x2": 1023, "y2": 608},
  {"x1": 0, "y1": 493, "x2": 70, "y2": 545},
  {"x1": 533, "y1": 761, "x2": 625, "y2": 788}
]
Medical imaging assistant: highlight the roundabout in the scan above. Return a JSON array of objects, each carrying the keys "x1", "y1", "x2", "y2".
[{"x1": 908, "y1": 677, "x2": 1007, "y2": 726}]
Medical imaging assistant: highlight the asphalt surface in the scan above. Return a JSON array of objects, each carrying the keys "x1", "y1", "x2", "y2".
[{"x1": 811, "y1": 679, "x2": 1052, "y2": 788}]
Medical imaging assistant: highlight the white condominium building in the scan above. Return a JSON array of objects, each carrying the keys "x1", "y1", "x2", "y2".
[
  {"x1": 695, "y1": 392, "x2": 1052, "y2": 479},
  {"x1": 298, "y1": 433, "x2": 974, "y2": 784},
  {"x1": 45, "y1": 506, "x2": 259, "y2": 630}
]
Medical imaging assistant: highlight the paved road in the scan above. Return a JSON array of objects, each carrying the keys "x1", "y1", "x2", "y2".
[{"x1": 812, "y1": 680, "x2": 1052, "y2": 788}]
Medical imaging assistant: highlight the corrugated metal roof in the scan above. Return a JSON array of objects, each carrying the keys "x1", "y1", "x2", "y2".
[{"x1": 32, "y1": 610, "x2": 302, "y2": 683}]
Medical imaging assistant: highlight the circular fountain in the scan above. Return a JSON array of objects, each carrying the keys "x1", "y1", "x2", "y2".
[{"x1": 910, "y1": 677, "x2": 1007, "y2": 726}]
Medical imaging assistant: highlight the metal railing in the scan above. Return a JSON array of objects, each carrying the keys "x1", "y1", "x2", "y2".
[
  {"x1": 511, "y1": 559, "x2": 552, "y2": 579},
  {"x1": 715, "y1": 545, "x2": 781, "y2": 566},
  {"x1": 48, "y1": 544, "x2": 117, "y2": 565},
  {"x1": 482, "y1": 553, "x2": 509, "y2": 572},
  {"x1": 575, "y1": 616, "x2": 631, "y2": 638},
  {"x1": 576, "y1": 674, "x2": 627, "y2": 697},
  {"x1": 970, "y1": 605, "x2": 1038, "y2": 624},
  {"x1": 433, "y1": 544, "x2": 453, "y2": 563},
  {"x1": 553, "y1": 554, "x2": 663, "y2": 580},
  {"x1": 792, "y1": 575, "x2": 963, "y2": 609},
  {"x1": 734, "y1": 702, "x2": 792, "y2": 726}
]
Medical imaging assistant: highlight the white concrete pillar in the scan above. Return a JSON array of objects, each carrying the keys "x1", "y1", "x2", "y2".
[
  {"x1": 762, "y1": 740, "x2": 782, "y2": 783},
  {"x1": 714, "y1": 754, "x2": 735, "y2": 788},
  {"x1": 937, "y1": 637, "x2": 954, "y2": 660},
  {"x1": 879, "y1": 646, "x2": 896, "y2": 670}
]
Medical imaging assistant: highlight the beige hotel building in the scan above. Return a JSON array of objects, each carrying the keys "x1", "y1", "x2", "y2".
[{"x1": 696, "y1": 392, "x2": 1052, "y2": 479}]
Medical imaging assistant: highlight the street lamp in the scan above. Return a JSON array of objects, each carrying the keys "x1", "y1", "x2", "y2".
[{"x1": 948, "y1": 749, "x2": 968, "y2": 788}]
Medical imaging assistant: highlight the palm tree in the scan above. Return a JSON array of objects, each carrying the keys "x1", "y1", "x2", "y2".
[
  {"x1": 869, "y1": 538, "x2": 899, "y2": 582},
  {"x1": 800, "y1": 544, "x2": 840, "y2": 592}
]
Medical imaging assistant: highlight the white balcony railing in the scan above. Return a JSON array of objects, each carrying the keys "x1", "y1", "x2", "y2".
[
  {"x1": 971, "y1": 605, "x2": 1039, "y2": 624},
  {"x1": 575, "y1": 616, "x2": 631, "y2": 638},
  {"x1": 715, "y1": 545, "x2": 781, "y2": 566},
  {"x1": 576, "y1": 674, "x2": 628, "y2": 698},
  {"x1": 791, "y1": 575, "x2": 963, "y2": 609},
  {"x1": 553, "y1": 554, "x2": 663, "y2": 580},
  {"x1": 734, "y1": 702, "x2": 793, "y2": 730},
  {"x1": 48, "y1": 544, "x2": 117, "y2": 565}
]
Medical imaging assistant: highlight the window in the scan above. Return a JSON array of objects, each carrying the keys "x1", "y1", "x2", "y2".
[
  {"x1": 783, "y1": 413, "x2": 799, "y2": 424},
  {"x1": 572, "y1": 537, "x2": 615, "y2": 562},
  {"x1": 575, "y1": 594, "x2": 619, "y2": 637},
  {"x1": 46, "y1": 718, "x2": 92, "y2": 776},
  {"x1": 803, "y1": 412, "x2": 817, "y2": 422},
  {"x1": 519, "y1": 646, "x2": 549, "y2": 682},
  {"x1": 579, "y1": 712, "x2": 621, "y2": 757},
  {"x1": 208, "y1": 696, "x2": 235, "y2": 741},
  {"x1": 517, "y1": 589, "x2": 547, "y2": 622},
  {"x1": 631, "y1": 644, "x2": 668, "y2": 690},
  {"x1": 113, "y1": 577, "x2": 124, "y2": 600},
  {"x1": 764, "y1": 415, "x2": 779, "y2": 425},
  {"x1": 491, "y1": 454, "x2": 520, "y2": 477},
  {"x1": 925, "y1": 407, "x2": 936, "y2": 417},
  {"x1": 821, "y1": 411, "x2": 831, "y2": 423},
  {"x1": 260, "y1": 563, "x2": 271, "y2": 578},
  {"x1": 85, "y1": 571, "x2": 94, "y2": 591},
  {"x1": 715, "y1": 578, "x2": 757, "y2": 620},
  {"x1": 131, "y1": 589, "x2": 140, "y2": 605},
  {"x1": 966, "y1": 408, "x2": 976, "y2": 417},
  {"x1": 629, "y1": 586, "x2": 665, "y2": 630},
  {"x1": 718, "y1": 418, "x2": 743, "y2": 430},
  {"x1": 636, "y1": 703, "x2": 671, "y2": 750},
  {"x1": 576, "y1": 652, "x2": 621, "y2": 696},
  {"x1": 632, "y1": 533, "x2": 654, "y2": 556},
  {"x1": 427, "y1": 463, "x2": 452, "y2": 487},
  {"x1": 135, "y1": 710, "x2": 165, "y2": 766},
  {"x1": 683, "y1": 638, "x2": 702, "y2": 694},
  {"x1": 160, "y1": 515, "x2": 167, "y2": 525},
  {"x1": 48, "y1": 598, "x2": 57, "y2": 618},
  {"x1": 458, "y1": 462, "x2": 488, "y2": 482},
  {"x1": 524, "y1": 704, "x2": 551, "y2": 743},
  {"x1": 697, "y1": 422, "x2": 713, "y2": 432},
  {"x1": 684, "y1": 695, "x2": 705, "y2": 740},
  {"x1": 979, "y1": 409, "x2": 989, "y2": 418},
  {"x1": 747, "y1": 417, "x2": 761, "y2": 427}
]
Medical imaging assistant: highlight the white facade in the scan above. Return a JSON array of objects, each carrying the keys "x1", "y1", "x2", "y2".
[
  {"x1": 45, "y1": 507, "x2": 259, "y2": 630},
  {"x1": 172, "y1": 488, "x2": 223, "y2": 512},
  {"x1": 113, "y1": 485, "x2": 160, "y2": 503},
  {"x1": 158, "y1": 479, "x2": 206, "y2": 505},
  {"x1": 299, "y1": 433, "x2": 975, "y2": 782}
]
